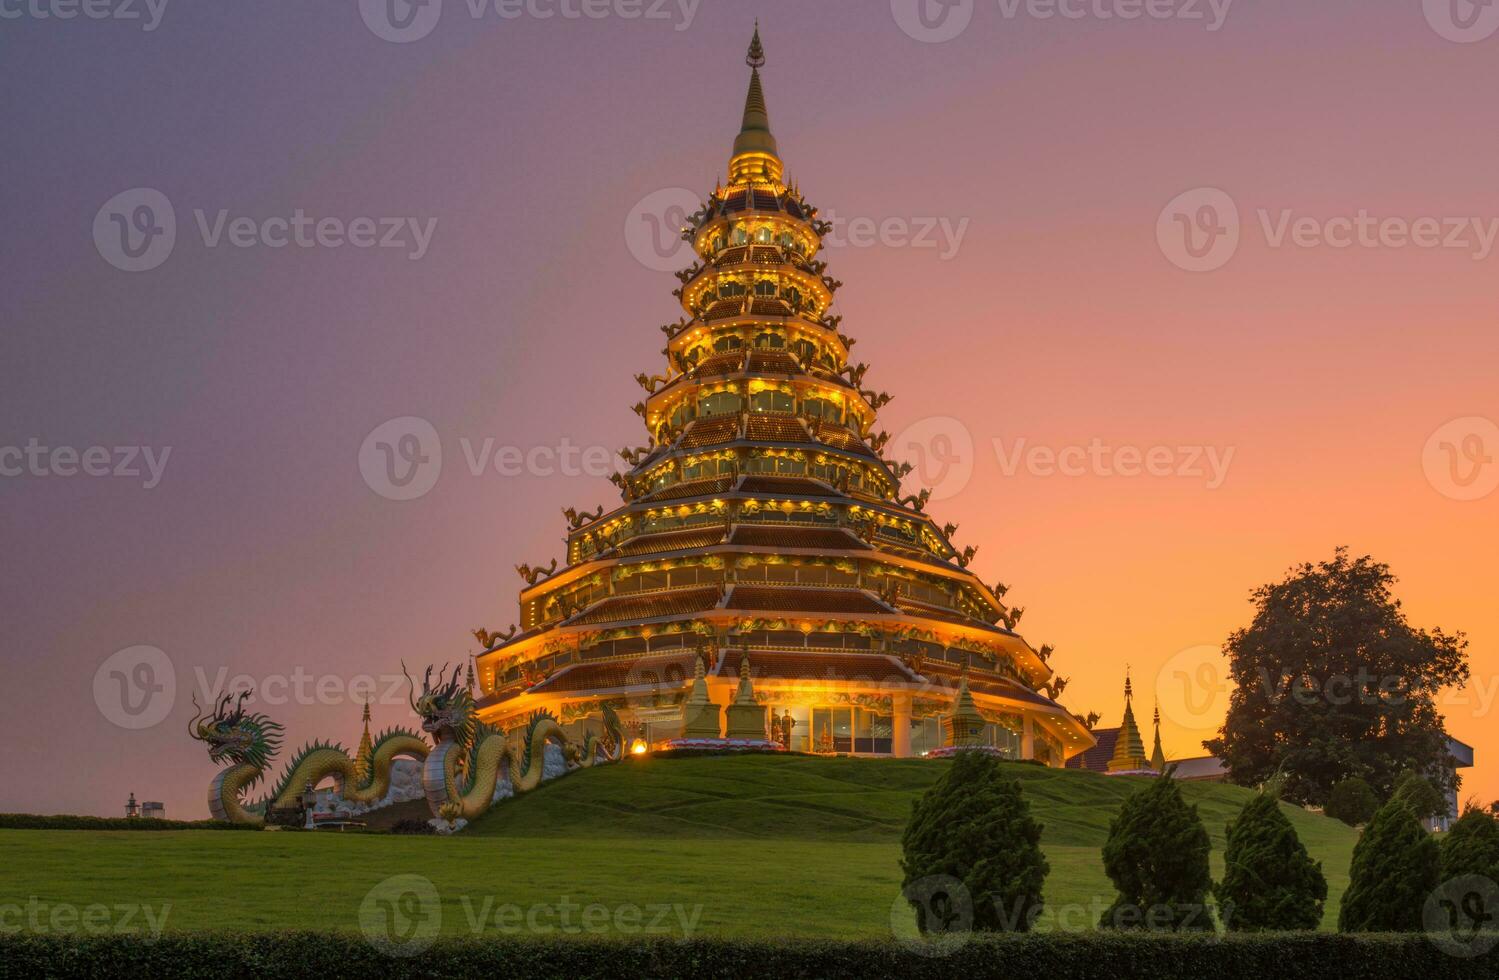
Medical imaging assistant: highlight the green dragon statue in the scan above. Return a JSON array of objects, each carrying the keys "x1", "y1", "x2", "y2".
[
  {"x1": 406, "y1": 663, "x2": 622, "y2": 823},
  {"x1": 188, "y1": 691, "x2": 428, "y2": 825}
]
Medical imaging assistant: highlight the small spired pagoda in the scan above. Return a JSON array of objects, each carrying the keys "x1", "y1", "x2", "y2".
[{"x1": 471, "y1": 28, "x2": 1095, "y2": 766}]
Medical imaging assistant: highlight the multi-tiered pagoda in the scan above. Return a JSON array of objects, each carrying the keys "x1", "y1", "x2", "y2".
[{"x1": 473, "y1": 29, "x2": 1094, "y2": 765}]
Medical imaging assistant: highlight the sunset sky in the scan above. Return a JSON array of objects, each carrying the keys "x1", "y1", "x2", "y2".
[{"x1": 2, "y1": 1, "x2": 1496, "y2": 817}]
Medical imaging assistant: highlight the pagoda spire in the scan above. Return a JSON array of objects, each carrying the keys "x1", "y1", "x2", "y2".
[
  {"x1": 1107, "y1": 669, "x2": 1149, "y2": 772},
  {"x1": 730, "y1": 22, "x2": 782, "y2": 184},
  {"x1": 1150, "y1": 701, "x2": 1166, "y2": 771},
  {"x1": 352, "y1": 699, "x2": 374, "y2": 786}
]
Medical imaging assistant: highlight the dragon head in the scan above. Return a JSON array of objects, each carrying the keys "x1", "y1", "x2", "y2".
[
  {"x1": 403, "y1": 662, "x2": 475, "y2": 742},
  {"x1": 188, "y1": 691, "x2": 283, "y2": 770}
]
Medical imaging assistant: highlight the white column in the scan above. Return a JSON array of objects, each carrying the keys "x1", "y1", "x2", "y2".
[
  {"x1": 1022, "y1": 714, "x2": 1036, "y2": 762},
  {"x1": 892, "y1": 692, "x2": 913, "y2": 758}
]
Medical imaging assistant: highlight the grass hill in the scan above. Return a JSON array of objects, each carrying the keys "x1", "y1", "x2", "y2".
[{"x1": 0, "y1": 755, "x2": 1358, "y2": 937}]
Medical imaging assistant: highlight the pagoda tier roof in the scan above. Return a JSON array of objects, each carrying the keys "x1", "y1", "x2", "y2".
[
  {"x1": 521, "y1": 651, "x2": 705, "y2": 698},
  {"x1": 613, "y1": 525, "x2": 728, "y2": 557},
  {"x1": 727, "y1": 525, "x2": 866, "y2": 549},
  {"x1": 563, "y1": 586, "x2": 723, "y2": 627},
  {"x1": 917, "y1": 662, "x2": 1059, "y2": 709},
  {"x1": 894, "y1": 596, "x2": 1005, "y2": 634},
  {"x1": 640, "y1": 475, "x2": 737, "y2": 503},
  {"x1": 737, "y1": 474, "x2": 844, "y2": 497},
  {"x1": 713, "y1": 650, "x2": 923, "y2": 686},
  {"x1": 643, "y1": 362, "x2": 861, "y2": 423},
  {"x1": 725, "y1": 584, "x2": 893, "y2": 615}
]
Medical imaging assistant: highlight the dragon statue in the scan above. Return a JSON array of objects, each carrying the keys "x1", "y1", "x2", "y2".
[
  {"x1": 188, "y1": 692, "x2": 428, "y2": 825},
  {"x1": 515, "y1": 559, "x2": 558, "y2": 585},
  {"x1": 473, "y1": 625, "x2": 519, "y2": 651},
  {"x1": 562, "y1": 504, "x2": 606, "y2": 529},
  {"x1": 406, "y1": 663, "x2": 623, "y2": 824}
]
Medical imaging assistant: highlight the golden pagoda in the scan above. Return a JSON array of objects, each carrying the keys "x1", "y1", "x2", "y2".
[
  {"x1": 1107, "y1": 672, "x2": 1151, "y2": 773},
  {"x1": 471, "y1": 28, "x2": 1094, "y2": 766},
  {"x1": 352, "y1": 700, "x2": 374, "y2": 786},
  {"x1": 1149, "y1": 702, "x2": 1166, "y2": 772}
]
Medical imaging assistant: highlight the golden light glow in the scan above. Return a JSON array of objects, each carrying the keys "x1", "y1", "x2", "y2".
[{"x1": 630, "y1": 739, "x2": 649, "y2": 756}]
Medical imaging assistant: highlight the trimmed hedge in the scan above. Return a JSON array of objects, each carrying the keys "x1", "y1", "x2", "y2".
[
  {"x1": 0, "y1": 813, "x2": 258, "y2": 832},
  {"x1": 0, "y1": 933, "x2": 1492, "y2": 980}
]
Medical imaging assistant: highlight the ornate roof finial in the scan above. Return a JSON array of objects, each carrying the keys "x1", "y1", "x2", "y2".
[
  {"x1": 1123, "y1": 666, "x2": 1133, "y2": 703},
  {"x1": 731, "y1": 22, "x2": 780, "y2": 181},
  {"x1": 746, "y1": 20, "x2": 765, "y2": 68}
]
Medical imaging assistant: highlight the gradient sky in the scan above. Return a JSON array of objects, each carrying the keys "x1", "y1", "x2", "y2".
[{"x1": 2, "y1": 1, "x2": 1496, "y2": 817}]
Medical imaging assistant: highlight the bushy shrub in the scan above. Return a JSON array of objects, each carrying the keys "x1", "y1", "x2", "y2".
[
  {"x1": 1324, "y1": 777, "x2": 1378, "y2": 826},
  {"x1": 1097, "y1": 772, "x2": 1215, "y2": 932},
  {"x1": 1392, "y1": 772, "x2": 1446, "y2": 823},
  {"x1": 3, "y1": 933, "x2": 1494, "y2": 980},
  {"x1": 900, "y1": 749, "x2": 1048, "y2": 933},
  {"x1": 0, "y1": 813, "x2": 256, "y2": 831},
  {"x1": 1440, "y1": 808, "x2": 1499, "y2": 883},
  {"x1": 1338, "y1": 798, "x2": 1440, "y2": 932},
  {"x1": 1214, "y1": 791, "x2": 1326, "y2": 931},
  {"x1": 389, "y1": 818, "x2": 437, "y2": 836}
]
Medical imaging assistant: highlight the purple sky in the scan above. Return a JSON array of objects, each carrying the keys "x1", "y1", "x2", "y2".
[{"x1": 4, "y1": 1, "x2": 1498, "y2": 816}]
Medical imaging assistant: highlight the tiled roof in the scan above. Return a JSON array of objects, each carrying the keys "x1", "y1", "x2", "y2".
[
  {"x1": 745, "y1": 414, "x2": 812, "y2": 443},
  {"x1": 679, "y1": 418, "x2": 740, "y2": 448},
  {"x1": 614, "y1": 525, "x2": 726, "y2": 557},
  {"x1": 691, "y1": 353, "x2": 745, "y2": 377},
  {"x1": 566, "y1": 586, "x2": 721, "y2": 626},
  {"x1": 1065, "y1": 728, "x2": 1119, "y2": 773},
  {"x1": 895, "y1": 598, "x2": 1004, "y2": 633},
  {"x1": 729, "y1": 525, "x2": 866, "y2": 550},
  {"x1": 726, "y1": 585, "x2": 889, "y2": 614},
  {"x1": 738, "y1": 475, "x2": 842, "y2": 498},
  {"x1": 747, "y1": 351, "x2": 800, "y2": 374},
  {"x1": 643, "y1": 475, "x2": 735, "y2": 502},
  {"x1": 525, "y1": 653, "x2": 702, "y2": 696},
  {"x1": 918, "y1": 664, "x2": 1055, "y2": 709},
  {"x1": 812, "y1": 422, "x2": 876, "y2": 457}
]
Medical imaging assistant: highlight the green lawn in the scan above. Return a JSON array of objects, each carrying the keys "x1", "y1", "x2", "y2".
[{"x1": 0, "y1": 756, "x2": 1357, "y2": 937}]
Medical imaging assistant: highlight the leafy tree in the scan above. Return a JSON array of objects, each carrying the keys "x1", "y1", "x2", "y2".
[
  {"x1": 900, "y1": 750, "x2": 1049, "y2": 933},
  {"x1": 1214, "y1": 791, "x2": 1327, "y2": 931},
  {"x1": 1440, "y1": 808, "x2": 1499, "y2": 883},
  {"x1": 1392, "y1": 772, "x2": 1446, "y2": 823},
  {"x1": 1205, "y1": 549, "x2": 1469, "y2": 807},
  {"x1": 1324, "y1": 776, "x2": 1379, "y2": 826},
  {"x1": 1338, "y1": 798, "x2": 1440, "y2": 932},
  {"x1": 1098, "y1": 771, "x2": 1216, "y2": 931}
]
